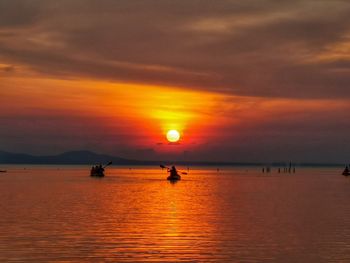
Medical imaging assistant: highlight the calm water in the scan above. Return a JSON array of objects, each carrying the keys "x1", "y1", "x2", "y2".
[{"x1": 1, "y1": 165, "x2": 350, "y2": 262}]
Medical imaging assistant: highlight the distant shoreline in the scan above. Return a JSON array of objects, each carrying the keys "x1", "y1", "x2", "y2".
[{"x1": 0, "y1": 150, "x2": 346, "y2": 167}]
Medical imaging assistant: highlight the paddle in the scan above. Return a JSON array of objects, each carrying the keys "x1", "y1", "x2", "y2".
[
  {"x1": 159, "y1": 164, "x2": 188, "y2": 175},
  {"x1": 103, "y1": 161, "x2": 112, "y2": 168}
]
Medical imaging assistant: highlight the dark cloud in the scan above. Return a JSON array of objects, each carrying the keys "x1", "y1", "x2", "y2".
[
  {"x1": 1, "y1": 0, "x2": 350, "y2": 98},
  {"x1": 0, "y1": 111, "x2": 140, "y2": 156},
  {"x1": 188, "y1": 105, "x2": 350, "y2": 163},
  {"x1": 0, "y1": 0, "x2": 43, "y2": 27}
]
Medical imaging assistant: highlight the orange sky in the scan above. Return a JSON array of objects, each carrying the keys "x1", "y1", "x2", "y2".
[
  {"x1": 1, "y1": 1, "x2": 350, "y2": 162},
  {"x1": 1, "y1": 66, "x2": 349, "y2": 162}
]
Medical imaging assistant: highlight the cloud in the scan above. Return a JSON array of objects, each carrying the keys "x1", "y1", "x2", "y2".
[
  {"x1": 0, "y1": 0, "x2": 44, "y2": 27},
  {"x1": 1, "y1": 0, "x2": 350, "y2": 98},
  {"x1": 0, "y1": 64, "x2": 14, "y2": 72},
  {"x1": 1, "y1": 1, "x2": 350, "y2": 162}
]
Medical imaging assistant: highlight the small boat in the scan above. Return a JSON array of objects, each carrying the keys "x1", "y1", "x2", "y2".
[
  {"x1": 0, "y1": 170, "x2": 6, "y2": 173},
  {"x1": 342, "y1": 166, "x2": 350, "y2": 176},
  {"x1": 90, "y1": 171, "x2": 105, "y2": 177},
  {"x1": 167, "y1": 174, "x2": 181, "y2": 181},
  {"x1": 90, "y1": 161, "x2": 112, "y2": 177},
  {"x1": 160, "y1": 165, "x2": 186, "y2": 181},
  {"x1": 165, "y1": 165, "x2": 181, "y2": 181}
]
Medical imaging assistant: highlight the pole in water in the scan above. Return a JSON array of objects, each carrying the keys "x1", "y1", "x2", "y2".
[{"x1": 288, "y1": 162, "x2": 291, "y2": 173}]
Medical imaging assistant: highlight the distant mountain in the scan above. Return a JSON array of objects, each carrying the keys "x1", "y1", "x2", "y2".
[
  {"x1": 0, "y1": 150, "x2": 144, "y2": 165},
  {"x1": 0, "y1": 150, "x2": 344, "y2": 166},
  {"x1": 0, "y1": 150, "x2": 257, "y2": 166}
]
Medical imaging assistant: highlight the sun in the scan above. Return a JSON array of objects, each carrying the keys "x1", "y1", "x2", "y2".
[{"x1": 166, "y1": 130, "x2": 180, "y2": 142}]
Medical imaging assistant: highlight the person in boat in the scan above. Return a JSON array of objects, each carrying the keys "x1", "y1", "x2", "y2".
[
  {"x1": 94, "y1": 164, "x2": 104, "y2": 174},
  {"x1": 91, "y1": 164, "x2": 104, "y2": 175},
  {"x1": 169, "y1": 166, "x2": 178, "y2": 177},
  {"x1": 343, "y1": 165, "x2": 350, "y2": 175}
]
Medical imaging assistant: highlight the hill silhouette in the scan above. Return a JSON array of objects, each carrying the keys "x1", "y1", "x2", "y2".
[
  {"x1": 0, "y1": 150, "x2": 142, "y2": 165},
  {"x1": 0, "y1": 150, "x2": 344, "y2": 167}
]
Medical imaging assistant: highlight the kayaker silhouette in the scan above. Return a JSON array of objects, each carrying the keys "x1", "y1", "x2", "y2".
[
  {"x1": 91, "y1": 164, "x2": 104, "y2": 176},
  {"x1": 90, "y1": 161, "x2": 112, "y2": 177},
  {"x1": 167, "y1": 165, "x2": 181, "y2": 181},
  {"x1": 169, "y1": 166, "x2": 178, "y2": 177}
]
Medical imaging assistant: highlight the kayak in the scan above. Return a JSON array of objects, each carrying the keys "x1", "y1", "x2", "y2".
[
  {"x1": 90, "y1": 171, "x2": 105, "y2": 177},
  {"x1": 167, "y1": 174, "x2": 181, "y2": 181},
  {"x1": 0, "y1": 170, "x2": 6, "y2": 173}
]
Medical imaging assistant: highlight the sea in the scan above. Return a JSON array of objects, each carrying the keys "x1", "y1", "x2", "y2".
[{"x1": 0, "y1": 165, "x2": 350, "y2": 262}]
